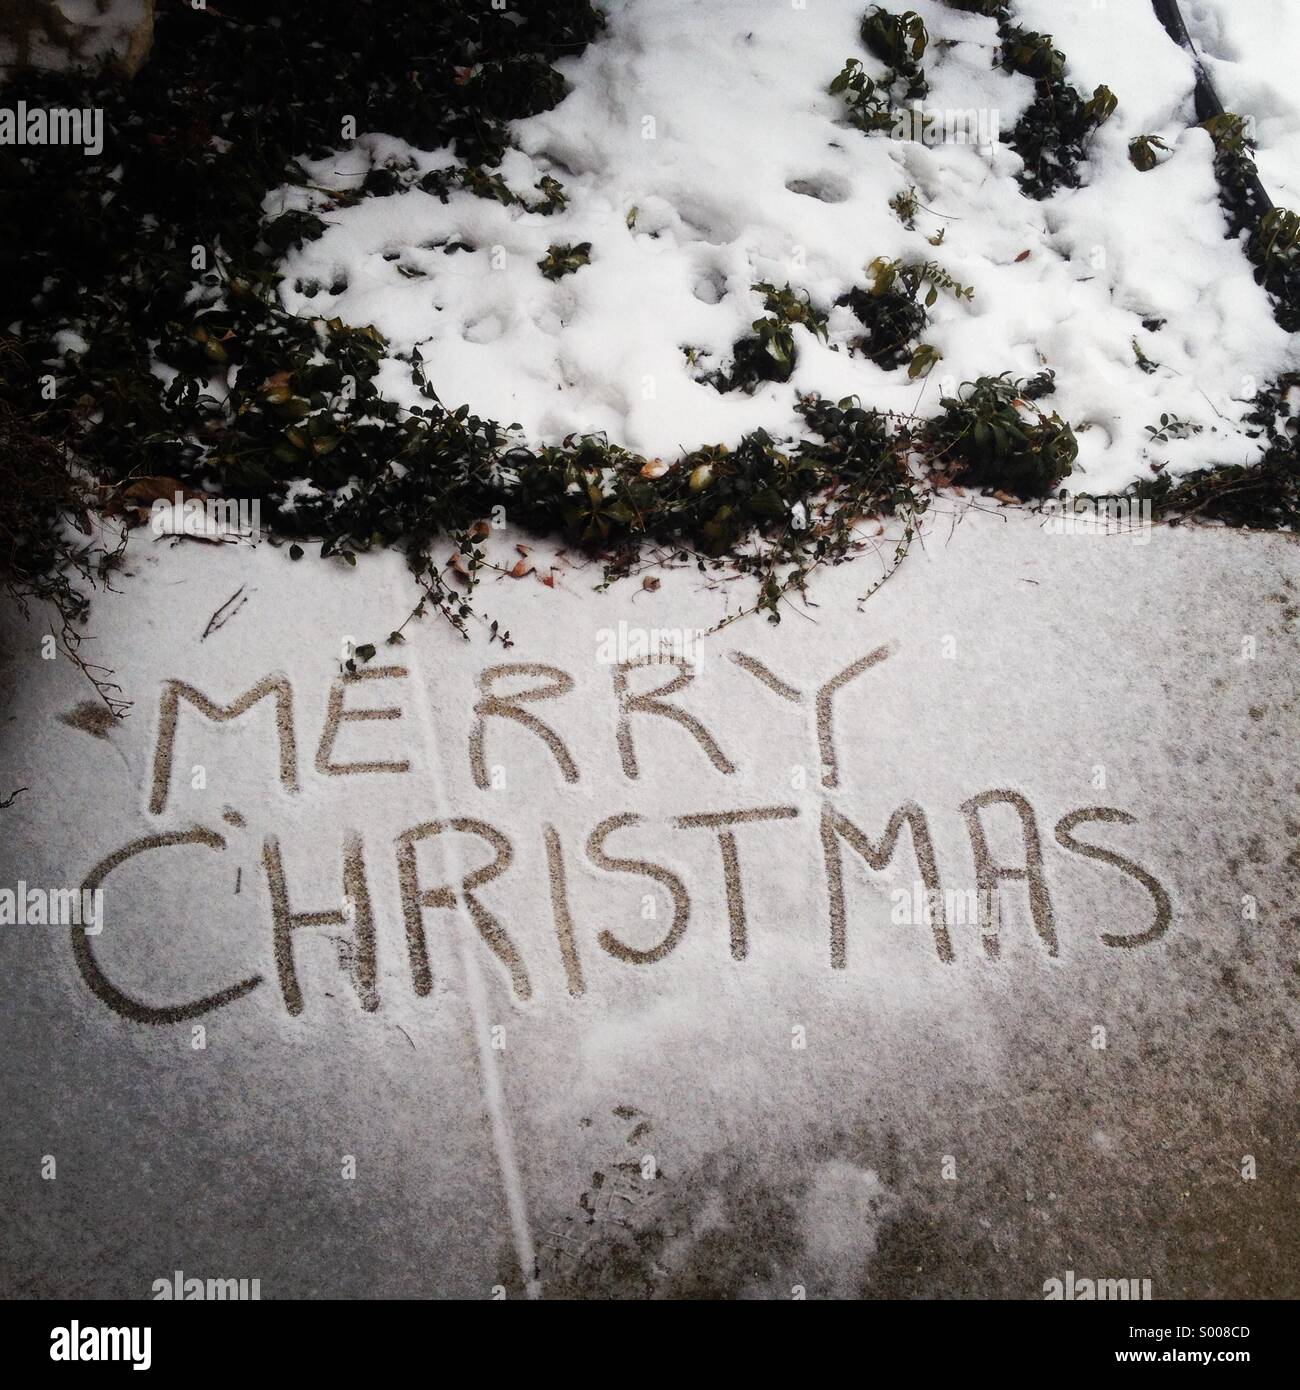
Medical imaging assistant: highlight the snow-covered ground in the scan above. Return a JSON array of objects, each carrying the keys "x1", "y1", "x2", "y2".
[
  {"x1": 1, "y1": 513, "x2": 1297, "y2": 1296},
  {"x1": 3, "y1": 1, "x2": 1299, "y2": 1301},
  {"x1": 1182, "y1": 0, "x2": 1300, "y2": 207},
  {"x1": 271, "y1": 0, "x2": 1296, "y2": 492}
]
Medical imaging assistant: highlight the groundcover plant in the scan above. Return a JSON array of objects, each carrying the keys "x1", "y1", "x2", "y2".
[{"x1": 0, "y1": 0, "x2": 1296, "y2": 1331}]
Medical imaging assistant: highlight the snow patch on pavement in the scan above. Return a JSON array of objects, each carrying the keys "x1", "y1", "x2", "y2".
[{"x1": 2, "y1": 512, "x2": 1297, "y2": 1294}]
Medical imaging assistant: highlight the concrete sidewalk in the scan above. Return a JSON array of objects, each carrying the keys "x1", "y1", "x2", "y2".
[{"x1": 1, "y1": 509, "x2": 1296, "y2": 1298}]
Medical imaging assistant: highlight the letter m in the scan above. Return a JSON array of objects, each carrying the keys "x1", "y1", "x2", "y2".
[
  {"x1": 820, "y1": 803, "x2": 953, "y2": 966},
  {"x1": 150, "y1": 676, "x2": 298, "y2": 814},
  {"x1": 1096, "y1": 1278, "x2": 1129, "y2": 1300}
]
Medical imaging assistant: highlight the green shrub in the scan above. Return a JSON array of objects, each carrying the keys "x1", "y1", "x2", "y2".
[
  {"x1": 836, "y1": 258, "x2": 970, "y2": 374},
  {"x1": 831, "y1": 3, "x2": 932, "y2": 133},
  {"x1": 890, "y1": 185, "x2": 920, "y2": 227},
  {"x1": 939, "y1": 8, "x2": 1117, "y2": 199},
  {"x1": 1129, "y1": 134, "x2": 1170, "y2": 172},
  {"x1": 0, "y1": 340, "x2": 128, "y2": 715},
  {"x1": 538, "y1": 242, "x2": 592, "y2": 280},
  {"x1": 1125, "y1": 375, "x2": 1299, "y2": 529},
  {"x1": 830, "y1": 57, "x2": 904, "y2": 134},
  {"x1": 705, "y1": 283, "x2": 827, "y2": 393},
  {"x1": 998, "y1": 27, "x2": 1066, "y2": 83},
  {"x1": 1199, "y1": 115, "x2": 1300, "y2": 331},
  {"x1": 860, "y1": 6, "x2": 929, "y2": 95},
  {"x1": 1248, "y1": 207, "x2": 1300, "y2": 332},
  {"x1": 922, "y1": 372, "x2": 1077, "y2": 496}
]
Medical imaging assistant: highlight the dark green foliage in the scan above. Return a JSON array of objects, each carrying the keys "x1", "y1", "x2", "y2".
[
  {"x1": 890, "y1": 185, "x2": 920, "y2": 227},
  {"x1": 753, "y1": 282, "x2": 830, "y2": 341},
  {"x1": 997, "y1": 26, "x2": 1066, "y2": 82},
  {"x1": 831, "y1": 3, "x2": 932, "y2": 134},
  {"x1": 939, "y1": 5, "x2": 1117, "y2": 198},
  {"x1": 836, "y1": 258, "x2": 971, "y2": 374},
  {"x1": 1199, "y1": 115, "x2": 1300, "y2": 330},
  {"x1": 795, "y1": 396, "x2": 921, "y2": 528},
  {"x1": 726, "y1": 325, "x2": 798, "y2": 387},
  {"x1": 1249, "y1": 209, "x2": 1300, "y2": 332},
  {"x1": 1125, "y1": 375, "x2": 1300, "y2": 529},
  {"x1": 922, "y1": 372, "x2": 1077, "y2": 496},
  {"x1": 1008, "y1": 80, "x2": 1117, "y2": 199},
  {"x1": 829, "y1": 57, "x2": 906, "y2": 134},
  {"x1": 0, "y1": 0, "x2": 606, "y2": 428},
  {"x1": 538, "y1": 242, "x2": 592, "y2": 279},
  {"x1": 304, "y1": 372, "x2": 928, "y2": 625},
  {"x1": 859, "y1": 6, "x2": 929, "y2": 96},
  {"x1": 1132, "y1": 339, "x2": 1160, "y2": 375},
  {"x1": 838, "y1": 284, "x2": 926, "y2": 370},
  {"x1": 8, "y1": 0, "x2": 1290, "y2": 660},
  {"x1": 942, "y1": 2, "x2": 1295, "y2": 520},
  {"x1": 999, "y1": 24, "x2": 1117, "y2": 199},
  {"x1": 0, "y1": 339, "x2": 128, "y2": 714},
  {"x1": 1129, "y1": 134, "x2": 1170, "y2": 172},
  {"x1": 0, "y1": 0, "x2": 606, "y2": 635},
  {"x1": 1199, "y1": 113, "x2": 1269, "y2": 237},
  {"x1": 0, "y1": 0, "x2": 929, "y2": 636},
  {"x1": 1144, "y1": 413, "x2": 1202, "y2": 445},
  {"x1": 1128, "y1": 103, "x2": 1300, "y2": 522},
  {"x1": 704, "y1": 284, "x2": 828, "y2": 394},
  {"x1": 0, "y1": 355, "x2": 94, "y2": 617}
]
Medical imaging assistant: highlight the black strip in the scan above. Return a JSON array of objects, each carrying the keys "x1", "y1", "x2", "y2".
[{"x1": 8, "y1": 1298, "x2": 1291, "y2": 1371}]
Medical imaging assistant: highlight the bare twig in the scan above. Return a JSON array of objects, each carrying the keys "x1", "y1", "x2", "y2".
[{"x1": 201, "y1": 586, "x2": 249, "y2": 640}]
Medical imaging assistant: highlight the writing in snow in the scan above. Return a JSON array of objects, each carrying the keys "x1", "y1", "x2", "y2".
[{"x1": 69, "y1": 645, "x2": 1173, "y2": 1023}]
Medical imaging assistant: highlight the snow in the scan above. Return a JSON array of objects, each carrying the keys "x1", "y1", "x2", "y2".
[
  {"x1": 1, "y1": 511, "x2": 1297, "y2": 1294},
  {"x1": 271, "y1": 0, "x2": 1297, "y2": 493},
  {"x1": 1181, "y1": 0, "x2": 1300, "y2": 207},
  {"x1": 4, "y1": 0, "x2": 1300, "y2": 1300}
]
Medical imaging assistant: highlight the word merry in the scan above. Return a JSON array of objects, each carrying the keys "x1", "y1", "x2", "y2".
[
  {"x1": 145, "y1": 649, "x2": 894, "y2": 813},
  {"x1": 0, "y1": 101, "x2": 103, "y2": 156}
]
